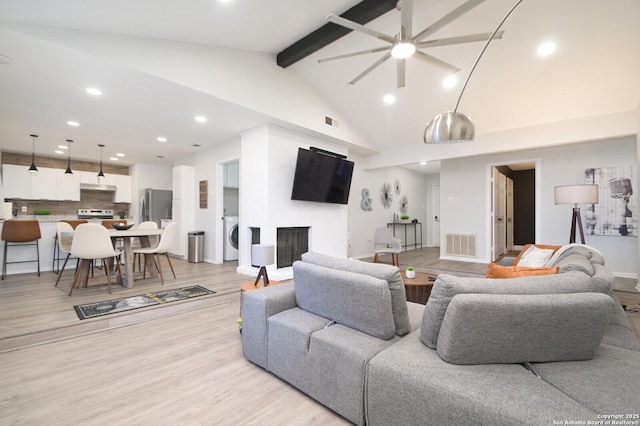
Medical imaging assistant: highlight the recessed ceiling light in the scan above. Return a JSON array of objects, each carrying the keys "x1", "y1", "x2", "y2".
[
  {"x1": 537, "y1": 41, "x2": 557, "y2": 57},
  {"x1": 157, "y1": 137, "x2": 167, "y2": 142},
  {"x1": 110, "y1": 157, "x2": 118, "y2": 161},
  {"x1": 218, "y1": 0, "x2": 233, "y2": 3},
  {"x1": 54, "y1": 150, "x2": 64, "y2": 155},
  {"x1": 192, "y1": 144, "x2": 202, "y2": 147},
  {"x1": 443, "y1": 75, "x2": 458, "y2": 89},
  {"x1": 194, "y1": 115, "x2": 207, "y2": 123},
  {"x1": 420, "y1": 161, "x2": 427, "y2": 166},
  {"x1": 383, "y1": 94, "x2": 396, "y2": 105},
  {"x1": 116, "y1": 153, "x2": 125, "y2": 157},
  {"x1": 86, "y1": 87, "x2": 102, "y2": 96},
  {"x1": 67, "y1": 121, "x2": 80, "y2": 127},
  {"x1": 157, "y1": 155, "x2": 165, "y2": 159},
  {"x1": 57, "y1": 145, "x2": 68, "y2": 150}
]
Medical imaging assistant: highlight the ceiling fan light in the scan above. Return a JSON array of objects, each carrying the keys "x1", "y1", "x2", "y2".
[
  {"x1": 391, "y1": 42, "x2": 416, "y2": 59},
  {"x1": 423, "y1": 111, "x2": 475, "y2": 144}
]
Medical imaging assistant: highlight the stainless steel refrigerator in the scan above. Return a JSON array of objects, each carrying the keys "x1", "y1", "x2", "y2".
[{"x1": 139, "y1": 189, "x2": 172, "y2": 227}]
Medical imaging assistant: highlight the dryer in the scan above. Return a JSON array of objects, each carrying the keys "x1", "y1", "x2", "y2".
[{"x1": 223, "y1": 216, "x2": 239, "y2": 261}]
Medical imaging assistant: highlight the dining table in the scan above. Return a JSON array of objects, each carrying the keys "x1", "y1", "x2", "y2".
[{"x1": 63, "y1": 228, "x2": 164, "y2": 289}]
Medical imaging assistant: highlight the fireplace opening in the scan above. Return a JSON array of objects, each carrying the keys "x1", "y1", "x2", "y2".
[{"x1": 277, "y1": 227, "x2": 310, "y2": 268}]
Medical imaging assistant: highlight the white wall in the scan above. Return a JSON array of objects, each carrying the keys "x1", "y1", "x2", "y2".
[
  {"x1": 440, "y1": 136, "x2": 638, "y2": 277},
  {"x1": 238, "y1": 125, "x2": 349, "y2": 279},
  {"x1": 348, "y1": 160, "x2": 428, "y2": 258}
]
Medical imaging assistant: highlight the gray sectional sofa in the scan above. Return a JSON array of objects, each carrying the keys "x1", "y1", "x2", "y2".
[{"x1": 241, "y1": 247, "x2": 640, "y2": 425}]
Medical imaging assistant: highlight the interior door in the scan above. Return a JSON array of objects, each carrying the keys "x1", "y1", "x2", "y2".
[
  {"x1": 492, "y1": 167, "x2": 507, "y2": 261},
  {"x1": 432, "y1": 184, "x2": 440, "y2": 246},
  {"x1": 506, "y1": 177, "x2": 514, "y2": 252}
]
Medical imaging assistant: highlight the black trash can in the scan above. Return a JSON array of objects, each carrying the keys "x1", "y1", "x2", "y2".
[{"x1": 188, "y1": 231, "x2": 205, "y2": 263}]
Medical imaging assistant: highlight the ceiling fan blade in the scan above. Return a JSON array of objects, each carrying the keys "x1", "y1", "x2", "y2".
[
  {"x1": 413, "y1": 0, "x2": 486, "y2": 42},
  {"x1": 414, "y1": 51, "x2": 460, "y2": 73},
  {"x1": 349, "y1": 52, "x2": 392, "y2": 85},
  {"x1": 326, "y1": 14, "x2": 396, "y2": 44},
  {"x1": 400, "y1": 0, "x2": 413, "y2": 41},
  {"x1": 416, "y1": 31, "x2": 504, "y2": 49},
  {"x1": 397, "y1": 58, "x2": 406, "y2": 88},
  {"x1": 318, "y1": 46, "x2": 391, "y2": 63}
]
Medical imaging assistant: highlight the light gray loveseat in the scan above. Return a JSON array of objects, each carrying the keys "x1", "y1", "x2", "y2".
[{"x1": 242, "y1": 248, "x2": 640, "y2": 425}]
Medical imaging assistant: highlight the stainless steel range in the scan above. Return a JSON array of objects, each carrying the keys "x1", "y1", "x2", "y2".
[{"x1": 77, "y1": 209, "x2": 114, "y2": 219}]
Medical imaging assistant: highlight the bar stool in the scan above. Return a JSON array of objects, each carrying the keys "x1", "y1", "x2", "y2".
[{"x1": 1, "y1": 220, "x2": 41, "y2": 280}]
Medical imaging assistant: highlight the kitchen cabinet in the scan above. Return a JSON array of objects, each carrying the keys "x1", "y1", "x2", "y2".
[
  {"x1": 80, "y1": 171, "x2": 116, "y2": 186},
  {"x1": 29, "y1": 168, "x2": 58, "y2": 200},
  {"x1": 2, "y1": 164, "x2": 69, "y2": 200},
  {"x1": 56, "y1": 170, "x2": 81, "y2": 201},
  {"x1": 224, "y1": 162, "x2": 239, "y2": 188},
  {"x1": 2, "y1": 164, "x2": 29, "y2": 199},
  {"x1": 171, "y1": 165, "x2": 195, "y2": 258},
  {"x1": 114, "y1": 174, "x2": 132, "y2": 203}
]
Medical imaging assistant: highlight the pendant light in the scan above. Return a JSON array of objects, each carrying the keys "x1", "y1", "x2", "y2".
[
  {"x1": 28, "y1": 134, "x2": 38, "y2": 172},
  {"x1": 97, "y1": 144, "x2": 105, "y2": 178},
  {"x1": 424, "y1": 0, "x2": 524, "y2": 144},
  {"x1": 64, "y1": 139, "x2": 73, "y2": 174}
]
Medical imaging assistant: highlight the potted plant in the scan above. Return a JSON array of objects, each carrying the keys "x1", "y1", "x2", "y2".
[
  {"x1": 400, "y1": 214, "x2": 410, "y2": 222},
  {"x1": 118, "y1": 211, "x2": 126, "y2": 219},
  {"x1": 406, "y1": 266, "x2": 416, "y2": 279}
]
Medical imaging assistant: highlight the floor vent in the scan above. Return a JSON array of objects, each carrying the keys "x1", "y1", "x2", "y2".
[{"x1": 445, "y1": 234, "x2": 477, "y2": 257}]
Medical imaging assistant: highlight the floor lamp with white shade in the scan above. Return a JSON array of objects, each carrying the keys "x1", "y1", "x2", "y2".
[{"x1": 554, "y1": 184, "x2": 599, "y2": 244}]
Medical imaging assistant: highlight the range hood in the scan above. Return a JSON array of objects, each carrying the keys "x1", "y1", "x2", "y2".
[{"x1": 80, "y1": 182, "x2": 117, "y2": 192}]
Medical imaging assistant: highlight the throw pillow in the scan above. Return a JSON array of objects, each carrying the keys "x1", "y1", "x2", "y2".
[
  {"x1": 515, "y1": 244, "x2": 561, "y2": 267},
  {"x1": 486, "y1": 262, "x2": 560, "y2": 278}
]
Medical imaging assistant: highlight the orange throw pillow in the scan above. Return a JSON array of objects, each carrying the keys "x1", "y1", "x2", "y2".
[
  {"x1": 486, "y1": 262, "x2": 560, "y2": 278},
  {"x1": 513, "y1": 244, "x2": 562, "y2": 266}
]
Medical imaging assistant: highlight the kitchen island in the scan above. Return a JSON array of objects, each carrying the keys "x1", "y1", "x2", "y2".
[{"x1": 0, "y1": 217, "x2": 136, "y2": 277}]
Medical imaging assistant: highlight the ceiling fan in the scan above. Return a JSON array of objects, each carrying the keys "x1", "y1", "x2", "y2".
[{"x1": 318, "y1": 0, "x2": 504, "y2": 88}]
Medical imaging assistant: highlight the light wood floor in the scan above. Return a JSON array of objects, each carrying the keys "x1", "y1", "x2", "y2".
[{"x1": 0, "y1": 248, "x2": 638, "y2": 425}]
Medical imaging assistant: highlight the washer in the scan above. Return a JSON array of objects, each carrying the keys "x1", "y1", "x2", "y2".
[{"x1": 223, "y1": 216, "x2": 239, "y2": 261}]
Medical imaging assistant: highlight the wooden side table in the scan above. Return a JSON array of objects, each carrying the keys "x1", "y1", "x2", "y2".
[{"x1": 401, "y1": 271, "x2": 437, "y2": 305}]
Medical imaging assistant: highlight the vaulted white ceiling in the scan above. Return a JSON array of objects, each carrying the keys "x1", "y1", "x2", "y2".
[{"x1": 0, "y1": 0, "x2": 638, "y2": 172}]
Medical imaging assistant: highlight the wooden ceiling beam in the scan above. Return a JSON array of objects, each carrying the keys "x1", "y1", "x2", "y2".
[{"x1": 276, "y1": 0, "x2": 397, "y2": 68}]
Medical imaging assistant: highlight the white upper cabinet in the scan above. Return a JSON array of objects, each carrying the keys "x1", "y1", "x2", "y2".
[
  {"x1": 2, "y1": 164, "x2": 29, "y2": 199},
  {"x1": 224, "y1": 162, "x2": 239, "y2": 188},
  {"x1": 114, "y1": 174, "x2": 132, "y2": 203},
  {"x1": 56, "y1": 170, "x2": 81, "y2": 201},
  {"x1": 80, "y1": 171, "x2": 116, "y2": 186}
]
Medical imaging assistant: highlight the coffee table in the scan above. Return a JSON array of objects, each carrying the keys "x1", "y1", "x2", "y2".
[{"x1": 401, "y1": 271, "x2": 438, "y2": 305}]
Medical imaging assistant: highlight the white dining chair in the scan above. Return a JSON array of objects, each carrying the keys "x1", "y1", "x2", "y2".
[
  {"x1": 132, "y1": 221, "x2": 159, "y2": 271},
  {"x1": 69, "y1": 223, "x2": 122, "y2": 296},
  {"x1": 54, "y1": 221, "x2": 75, "y2": 288},
  {"x1": 132, "y1": 222, "x2": 177, "y2": 286}
]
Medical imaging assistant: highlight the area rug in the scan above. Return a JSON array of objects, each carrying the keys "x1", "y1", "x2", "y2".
[{"x1": 74, "y1": 285, "x2": 216, "y2": 320}]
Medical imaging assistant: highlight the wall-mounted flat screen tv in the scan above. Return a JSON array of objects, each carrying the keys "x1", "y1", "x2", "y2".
[{"x1": 291, "y1": 147, "x2": 355, "y2": 205}]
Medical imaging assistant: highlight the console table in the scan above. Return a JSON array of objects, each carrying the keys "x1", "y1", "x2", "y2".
[{"x1": 387, "y1": 222, "x2": 423, "y2": 251}]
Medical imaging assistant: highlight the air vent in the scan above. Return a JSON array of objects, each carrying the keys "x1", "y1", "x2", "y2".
[
  {"x1": 324, "y1": 116, "x2": 339, "y2": 128},
  {"x1": 445, "y1": 234, "x2": 477, "y2": 257}
]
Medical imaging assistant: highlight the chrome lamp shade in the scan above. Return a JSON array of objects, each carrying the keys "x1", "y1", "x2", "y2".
[{"x1": 423, "y1": 111, "x2": 475, "y2": 144}]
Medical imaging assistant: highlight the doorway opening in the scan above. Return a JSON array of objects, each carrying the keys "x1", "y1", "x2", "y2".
[{"x1": 489, "y1": 161, "x2": 539, "y2": 262}]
